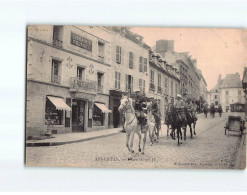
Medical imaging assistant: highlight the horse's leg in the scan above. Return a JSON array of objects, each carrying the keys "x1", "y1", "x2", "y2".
[
  {"x1": 136, "y1": 130, "x2": 142, "y2": 153},
  {"x1": 148, "y1": 124, "x2": 153, "y2": 146},
  {"x1": 189, "y1": 123, "x2": 193, "y2": 138},
  {"x1": 183, "y1": 125, "x2": 186, "y2": 141},
  {"x1": 193, "y1": 122, "x2": 196, "y2": 135},
  {"x1": 129, "y1": 131, "x2": 135, "y2": 154},
  {"x1": 142, "y1": 126, "x2": 147, "y2": 154},
  {"x1": 167, "y1": 125, "x2": 169, "y2": 137},
  {"x1": 126, "y1": 132, "x2": 131, "y2": 152}
]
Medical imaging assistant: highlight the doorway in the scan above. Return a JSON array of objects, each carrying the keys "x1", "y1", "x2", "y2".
[{"x1": 72, "y1": 99, "x2": 85, "y2": 132}]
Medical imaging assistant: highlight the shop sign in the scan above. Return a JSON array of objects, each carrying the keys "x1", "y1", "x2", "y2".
[
  {"x1": 71, "y1": 32, "x2": 92, "y2": 51},
  {"x1": 71, "y1": 77, "x2": 97, "y2": 92}
]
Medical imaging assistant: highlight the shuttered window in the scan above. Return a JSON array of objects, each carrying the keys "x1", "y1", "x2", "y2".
[
  {"x1": 129, "y1": 52, "x2": 134, "y2": 69},
  {"x1": 116, "y1": 46, "x2": 121, "y2": 64},
  {"x1": 143, "y1": 58, "x2": 147, "y2": 72},
  {"x1": 139, "y1": 56, "x2": 143, "y2": 72}
]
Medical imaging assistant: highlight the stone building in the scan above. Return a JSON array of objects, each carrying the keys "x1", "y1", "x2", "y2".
[
  {"x1": 148, "y1": 50, "x2": 180, "y2": 118},
  {"x1": 155, "y1": 40, "x2": 201, "y2": 101},
  {"x1": 107, "y1": 27, "x2": 150, "y2": 128},
  {"x1": 207, "y1": 73, "x2": 245, "y2": 112},
  {"x1": 26, "y1": 25, "x2": 112, "y2": 136}
]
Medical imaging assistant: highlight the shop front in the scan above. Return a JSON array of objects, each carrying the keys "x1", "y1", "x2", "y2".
[
  {"x1": 71, "y1": 99, "x2": 85, "y2": 132},
  {"x1": 109, "y1": 90, "x2": 123, "y2": 128}
]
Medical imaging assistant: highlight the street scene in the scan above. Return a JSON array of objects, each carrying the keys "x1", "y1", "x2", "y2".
[
  {"x1": 25, "y1": 26, "x2": 247, "y2": 169},
  {"x1": 26, "y1": 112, "x2": 245, "y2": 169}
]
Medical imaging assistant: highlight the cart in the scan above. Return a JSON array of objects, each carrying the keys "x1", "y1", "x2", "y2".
[{"x1": 224, "y1": 116, "x2": 245, "y2": 137}]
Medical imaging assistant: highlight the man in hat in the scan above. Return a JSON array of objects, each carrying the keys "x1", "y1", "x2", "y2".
[
  {"x1": 174, "y1": 94, "x2": 187, "y2": 127},
  {"x1": 134, "y1": 89, "x2": 147, "y2": 132},
  {"x1": 151, "y1": 98, "x2": 161, "y2": 135}
]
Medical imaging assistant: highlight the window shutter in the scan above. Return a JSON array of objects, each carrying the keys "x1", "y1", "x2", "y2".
[
  {"x1": 118, "y1": 72, "x2": 121, "y2": 89},
  {"x1": 144, "y1": 58, "x2": 147, "y2": 72},
  {"x1": 116, "y1": 46, "x2": 121, "y2": 64},
  {"x1": 143, "y1": 80, "x2": 145, "y2": 94},
  {"x1": 139, "y1": 56, "x2": 143, "y2": 72},
  {"x1": 131, "y1": 76, "x2": 133, "y2": 93},
  {"x1": 125, "y1": 74, "x2": 128, "y2": 92},
  {"x1": 139, "y1": 79, "x2": 142, "y2": 91},
  {"x1": 115, "y1": 71, "x2": 117, "y2": 89}
]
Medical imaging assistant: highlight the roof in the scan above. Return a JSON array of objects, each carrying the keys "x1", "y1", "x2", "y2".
[{"x1": 220, "y1": 74, "x2": 242, "y2": 88}]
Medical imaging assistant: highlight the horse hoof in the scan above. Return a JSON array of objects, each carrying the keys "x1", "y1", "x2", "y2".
[
  {"x1": 128, "y1": 157, "x2": 132, "y2": 161},
  {"x1": 139, "y1": 148, "x2": 141, "y2": 152},
  {"x1": 132, "y1": 150, "x2": 134, "y2": 153},
  {"x1": 150, "y1": 143, "x2": 153, "y2": 146}
]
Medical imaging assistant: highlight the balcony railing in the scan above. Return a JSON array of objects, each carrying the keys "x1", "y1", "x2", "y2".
[
  {"x1": 53, "y1": 39, "x2": 63, "y2": 48},
  {"x1": 97, "y1": 84, "x2": 103, "y2": 93},
  {"x1": 70, "y1": 77, "x2": 97, "y2": 93},
  {"x1": 157, "y1": 86, "x2": 162, "y2": 94},
  {"x1": 149, "y1": 83, "x2": 155, "y2": 92},
  {"x1": 51, "y1": 74, "x2": 61, "y2": 84}
]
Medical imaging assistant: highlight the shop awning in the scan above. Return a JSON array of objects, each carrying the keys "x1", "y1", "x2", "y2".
[
  {"x1": 47, "y1": 96, "x2": 71, "y2": 111},
  {"x1": 95, "y1": 103, "x2": 112, "y2": 113}
]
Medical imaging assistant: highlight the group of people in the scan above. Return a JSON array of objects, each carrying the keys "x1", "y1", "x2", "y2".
[
  {"x1": 203, "y1": 102, "x2": 223, "y2": 117},
  {"x1": 122, "y1": 89, "x2": 199, "y2": 134}
]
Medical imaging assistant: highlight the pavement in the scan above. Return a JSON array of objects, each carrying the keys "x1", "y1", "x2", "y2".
[
  {"x1": 26, "y1": 113, "x2": 205, "y2": 147},
  {"x1": 25, "y1": 113, "x2": 247, "y2": 169}
]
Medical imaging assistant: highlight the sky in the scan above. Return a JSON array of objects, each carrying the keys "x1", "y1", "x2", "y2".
[{"x1": 130, "y1": 27, "x2": 247, "y2": 90}]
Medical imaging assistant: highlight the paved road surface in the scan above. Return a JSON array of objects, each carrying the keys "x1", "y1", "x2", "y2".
[{"x1": 26, "y1": 112, "x2": 245, "y2": 169}]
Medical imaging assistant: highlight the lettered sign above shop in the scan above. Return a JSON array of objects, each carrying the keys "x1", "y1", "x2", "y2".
[{"x1": 71, "y1": 32, "x2": 92, "y2": 51}]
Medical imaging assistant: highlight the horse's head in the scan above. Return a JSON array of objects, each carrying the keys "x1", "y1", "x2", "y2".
[{"x1": 118, "y1": 95, "x2": 133, "y2": 113}]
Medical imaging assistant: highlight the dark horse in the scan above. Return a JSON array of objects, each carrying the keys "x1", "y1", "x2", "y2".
[
  {"x1": 218, "y1": 106, "x2": 222, "y2": 117},
  {"x1": 166, "y1": 104, "x2": 183, "y2": 145},
  {"x1": 210, "y1": 105, "x2": 215, "y2": 118},
  {"x1": 185, "y1": 108, "x2": 197, "y2": 139}
]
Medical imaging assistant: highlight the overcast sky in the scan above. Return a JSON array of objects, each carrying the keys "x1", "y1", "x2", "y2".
[{"x1": 130, "y1": 27, "x2": 247, "y2": 90}]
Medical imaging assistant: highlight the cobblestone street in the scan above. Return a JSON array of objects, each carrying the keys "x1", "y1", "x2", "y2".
[{"x1": 26, "y1": 112, "x2": 245, "y2": 169}]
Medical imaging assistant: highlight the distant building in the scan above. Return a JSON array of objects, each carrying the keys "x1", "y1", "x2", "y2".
[{"x1": 208, "y1": 73, "x2": 245, "y2": 112}]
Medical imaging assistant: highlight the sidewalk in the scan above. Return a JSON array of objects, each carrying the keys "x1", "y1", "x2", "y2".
[
  {"x1": 26, "y1": 114, "x2": 204, "y2": 147},
  {"x1": 26, "y1": 127, "x2": 122, "y2": 147}
]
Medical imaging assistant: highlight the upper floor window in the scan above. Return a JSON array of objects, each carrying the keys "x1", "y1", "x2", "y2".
[
  {"x1": 98, "y1": 42, "x2": 105, "y2": 62},
  {"x1": 125, "y1": 74, "x2": 133, "y2": 93},
  {"x1": 139, "y1": 56, "x2": 143, "y2": 72},
  {"x1": 129, "y1": 52, "x2": 134, "y2": 69},
  {"x1": 77, "y1": 66, "x2": 84, "y2": 80},
  {"x1": 215, "y1": 95, "x2": 217, "y2": 99},
  {"x1": 51, "y1": 59, "x2": 61, "y2": 84},
  {"x1": 115, "y1": 71, "x2": 121, "y2": 89},
  {"x1": 116, "y1": 46, "x2": 121, "y2": 64},
  {"x1": 238, "y1": 90, "x2": 241, "y2": 95},
  {"x1": 226, "y1": 91, "x2": 229, "y2": 95},
  {"x1": 150, "y1": 70, "x2": 154, "y2": 84},
  {"x1": 97, "y1": 72, "x2": 104, "y2": 93},
  {"x1": 139, "y1": 79, "x2": 145, "y2": 94},
  {"x1": 143, "y1": 58, "x2": 147, "y2": 72},
  {"x1": 53, "y1": 26, "x2": 63, "y2": 47}
]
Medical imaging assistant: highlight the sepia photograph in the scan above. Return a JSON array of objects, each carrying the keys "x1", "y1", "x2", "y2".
[{"x1": 25, "y1": 25, "x2": 246, "y2": 169}]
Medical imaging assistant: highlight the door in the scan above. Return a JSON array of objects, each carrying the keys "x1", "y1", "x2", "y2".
[
  {"x1": 113, "y1": 99, "x2": 120, "y2": 128},
  {"x1": 72, "y1": 99, "x2": 85, "y2": 132}
]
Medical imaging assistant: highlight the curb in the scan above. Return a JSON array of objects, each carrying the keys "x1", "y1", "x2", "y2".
[
  {"x1": 26, "y1": 132, "x2": 121, "y2": 147},
  {"x1": 234, "y1": 131, "x2": 246, "y2": 169}
]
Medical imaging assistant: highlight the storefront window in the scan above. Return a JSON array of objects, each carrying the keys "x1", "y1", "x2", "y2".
[
  {"x1": 93, "y1": 105, "x2": 105, "y2": 126},
  {"x1": 45, "y1": 97, "x2": 63, "y2": 125}
]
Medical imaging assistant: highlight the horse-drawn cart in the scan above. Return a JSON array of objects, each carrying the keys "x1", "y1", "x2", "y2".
[{"x1": 224, "y1": 116, "x2": 245, "y2": 137}]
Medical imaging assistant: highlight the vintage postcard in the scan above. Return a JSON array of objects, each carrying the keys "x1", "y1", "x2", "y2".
[{"x1": 25, "y1": 25, "x2": 246, "y2": 169}]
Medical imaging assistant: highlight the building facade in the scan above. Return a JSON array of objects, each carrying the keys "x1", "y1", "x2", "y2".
[
  {"x1": 107, "y1": 27, "x2": 150, "y2": 128},
  {"x1": 26, "y1": 25, "x2": 112, "y2": 136}
]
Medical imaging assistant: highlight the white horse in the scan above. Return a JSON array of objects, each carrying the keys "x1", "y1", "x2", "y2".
[{"x1": 118, "y1": 95, "x2": 156, "y2": 160}]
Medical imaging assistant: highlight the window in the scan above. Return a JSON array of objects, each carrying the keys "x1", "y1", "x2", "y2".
[
  {"x1": 143, "y1": 80, "x2": 145, "y2": 94},
  {"x1": 98, "y1": 42, "x2": 105, "y2": 61},
  {"x1": 226, "y1": 91, "x2": 229, "y2": 95},
  {"x1": 116, "y1": 46, "x2": 121, "y2": 64},
  {"x1": 150, "y1": 70, "x2": 155, "y2": 91},
  {"x1": 143, "y1": 58, "x2": 147, "y2": 72},
  {"x1": 129, "y1": 52, "x2": 134, "y2": 69},
  {"x1": 215, "y1": 101, "x2": 218, "y2": 105},
  {"x1": 77, "y1": 66, "x2": 84, "y2": 80},
  {"x1": 158, "y1": 73, "x2": 162, "y2": 94},
  {"x1": 175, "y1": 83, "x2": 178, "y2": 96},
  {"x1": 97, "y1": 72, "x2": 104, "y2": 92},
  {"x1": 53, "y1": 26, "x2": 63, "y2": 47},
  {"x1": 139, "y1": 56, "x2": 143, "y2": 72},
  {"x1": 139, "y1": 78, "x2": 142, "y2": 92},
  {"x1": 170, "y1": 81, "x2": 174, "y2": 97},
  {"x1": 125, "y1": 74, "x2": 133, "y2": 93},
  {"x1": 115, "y1": 71, "x2": 121, "y2": 89},
  {"x1": 51, "y1": 59, "x2": 61, "y2": 84},
  {"x1": 165, "y1": 77, "x2": 169, "y2": 94},
  {"x1": 238, "y1": 91, "x2": 241, "y2": 95},
  {"x1": 238, "y1": 97, "x2": 241, "y2": 102},
  {"x1": 45, "y1": 97, "x2": 63, "y2": 125},
  {"x1": 93, "y1": 104, "x2": 105, "y2": 126},
  {"x1": 215, "y1": 95, "x2": 217, "y2": 99}
]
